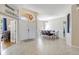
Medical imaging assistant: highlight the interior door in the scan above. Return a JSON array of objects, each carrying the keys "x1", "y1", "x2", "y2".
[
  {"x1": 28, "y1": 22, "x2": 37, "y2": 39},
  {"x1": 19, "y1": 20, "x2": 28, "y2": 40}
]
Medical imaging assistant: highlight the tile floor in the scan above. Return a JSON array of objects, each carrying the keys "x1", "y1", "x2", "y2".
[{"x1": 1, "y1": 38, "x2": 79, "y2": 55}]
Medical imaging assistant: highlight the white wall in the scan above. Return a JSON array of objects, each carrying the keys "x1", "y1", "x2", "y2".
[
  {"x1": 65, "y1": 14, "x2": 72, "y2": 47},
  {"x1": 65, "y1": 5, "x2": 72, "y2": 47},
  {"x1": 71, "y1": 5, "x2": 79, "y2": 47}
]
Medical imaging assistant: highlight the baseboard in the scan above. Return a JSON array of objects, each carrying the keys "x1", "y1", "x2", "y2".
[{"x1": 71, "y1": 45, "x2": 79, "y2": 48}]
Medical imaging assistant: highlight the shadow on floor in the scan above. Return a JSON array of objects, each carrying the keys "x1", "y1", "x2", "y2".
[{"x1": 21, "y1": 39, "x2": 35, "y2": 42}]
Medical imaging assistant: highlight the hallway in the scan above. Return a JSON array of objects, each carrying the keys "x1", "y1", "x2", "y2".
[{"x1": 1, "y1": 38, "x2": 79, "y2": 55}]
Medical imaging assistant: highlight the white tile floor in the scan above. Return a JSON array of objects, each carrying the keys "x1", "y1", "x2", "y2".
[{"x1": 1, "y1": 38, "x2": 79, "y2": 55}]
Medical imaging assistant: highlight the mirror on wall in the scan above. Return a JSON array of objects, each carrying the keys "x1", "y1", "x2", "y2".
[{"x1": 67, "y1": 13, "x2": 70, "y2": 33}]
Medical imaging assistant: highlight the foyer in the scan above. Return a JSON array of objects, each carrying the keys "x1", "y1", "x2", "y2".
[{"x1": 1, "y1": 4, "x2": 79, "y2": 55}]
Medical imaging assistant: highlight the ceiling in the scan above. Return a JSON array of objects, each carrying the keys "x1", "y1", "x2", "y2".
[{"x1": 17, "y1": 4, "x2": 72, "y2": 21}]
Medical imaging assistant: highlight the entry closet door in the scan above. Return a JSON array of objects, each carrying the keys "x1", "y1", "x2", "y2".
[
  {"x1": 19, "y1": 19, "x2": 37, "y2": 40},
  {"x1": 19, "y1": 20, "x2": 28, "y2": 40},
  {"x1": 28, "y1": 21, "x2": 37, "y2": 39}
]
